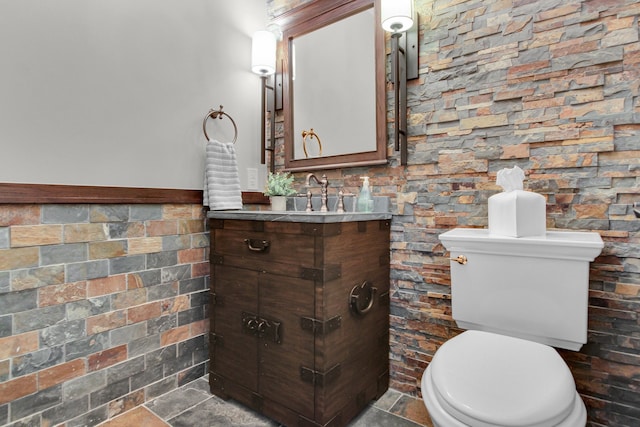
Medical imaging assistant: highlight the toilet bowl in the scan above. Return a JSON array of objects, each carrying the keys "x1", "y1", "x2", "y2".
[
  {"x1": 421, "y1": 331, "x2": 586, "y2": 427},
  {"x1": 428, "y1": 221, "x2": 602, "y2": 426}
]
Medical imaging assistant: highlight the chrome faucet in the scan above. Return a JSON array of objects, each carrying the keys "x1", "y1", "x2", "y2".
[{"x1": 305, "y1": 173, "x2": 329, "y2": 212}]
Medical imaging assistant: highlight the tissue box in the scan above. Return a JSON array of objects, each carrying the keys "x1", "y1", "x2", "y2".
[{"x1": 488, "y1": 190, "x2": 546, "y2": 237}]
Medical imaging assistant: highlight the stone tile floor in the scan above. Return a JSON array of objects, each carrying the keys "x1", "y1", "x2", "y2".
[{"x1": 98, "y1": 376, "x2": 433, "y2": 427}]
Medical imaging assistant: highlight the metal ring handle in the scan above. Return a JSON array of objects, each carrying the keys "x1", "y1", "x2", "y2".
[
  {"x1": 301, "y1": 128, "x2": 323, "y2": 158},
  {"x1": 349, "y1": 281, "x2": 377, "y2": 316},
  {"x1": 257, "y1": 321, "x2": 267, "y2": 335},
  {"x1": 203, "y1": 105, "x2": 238, "y2": 143},
  {"x1": 246, "y1": 319, "x2": 259, "y2": 331}
]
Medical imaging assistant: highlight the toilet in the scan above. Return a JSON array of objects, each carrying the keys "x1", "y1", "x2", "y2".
[{"x1": 423, "y1": 228, "x2": 603, "y2": 427}]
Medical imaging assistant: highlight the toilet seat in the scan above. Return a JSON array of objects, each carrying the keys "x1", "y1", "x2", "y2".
[{"x1": 422, "y1": 330, "x2": 586, "y2": 427}]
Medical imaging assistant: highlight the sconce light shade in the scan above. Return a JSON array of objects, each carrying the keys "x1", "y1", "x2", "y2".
[
  {"x1": 381, "y1": 0, "x2": 414, "y2": 33},
  {"x1": 251, "y1": 30, "x2": 276, "y2": 76}
]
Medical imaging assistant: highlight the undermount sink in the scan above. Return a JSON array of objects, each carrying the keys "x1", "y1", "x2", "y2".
[{"x1": 206, "y1": 196, "x2": 392, "y2": 223}]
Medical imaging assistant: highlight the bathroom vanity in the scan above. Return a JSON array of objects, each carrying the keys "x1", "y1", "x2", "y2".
[{"x1": 207, "y1": 209, "x2": 391, "y2": 427}]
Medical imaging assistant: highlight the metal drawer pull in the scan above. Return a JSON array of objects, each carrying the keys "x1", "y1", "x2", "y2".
[
  {"x1": 450, "y1": 255, "x2": 467, "y2": 265},
  {"x1": 244, "y1": 239, "x2": 270, "y2": 252}
]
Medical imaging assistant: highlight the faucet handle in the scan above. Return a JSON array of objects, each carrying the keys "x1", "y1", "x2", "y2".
[
  {"x1": 336, "y1": 189, "x2": 357, "y2": 213},
  {"x1": 306, "y1": 189, "x2": 313, "y2": 212},
  {"x1": 337, "y1": 189, "x2": 345, "y2": 213},
  {"x1": 336, "y1": 188, "x2": 357, "y2": 213}
]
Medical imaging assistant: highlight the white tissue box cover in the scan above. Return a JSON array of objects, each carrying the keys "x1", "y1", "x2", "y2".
[{"x1": 488, "y1": 190, "x2": 546, "y2": 237}]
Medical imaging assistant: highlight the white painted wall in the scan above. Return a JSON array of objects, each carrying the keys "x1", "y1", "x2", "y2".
[{"x1": 0, "y1": 0, "x2": 268, "y2": 190}]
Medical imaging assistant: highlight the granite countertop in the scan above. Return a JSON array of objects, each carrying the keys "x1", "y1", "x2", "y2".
[
  {"x1": 207, "y1": 196, "x2": 392, "y2": 223},
  {"x1": 206, "y1": 210, "x2": 392, "y2": 223}
]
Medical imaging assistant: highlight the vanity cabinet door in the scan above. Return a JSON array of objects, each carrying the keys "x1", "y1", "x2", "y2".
[
  {"x1": 210, "y1": 265, "x2": 259, "y2": 393},
  {"x1": 259, "y1": 272, "x2": 315, "y2": 419},
  {"x1": 209, "y1": 264, "x2": 316, "y2": 420}
]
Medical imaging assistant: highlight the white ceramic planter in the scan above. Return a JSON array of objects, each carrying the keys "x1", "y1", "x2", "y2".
[{"x1": 270, "y1": 196, "x2": 287, "y2": 211}]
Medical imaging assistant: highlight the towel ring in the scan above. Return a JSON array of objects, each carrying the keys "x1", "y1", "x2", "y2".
[
  {"x1": 203, "y1": 105, "x2": 238, "y2": 143},
  {"x1": 302, "y1": 128, "x2": 322, "y2": 158}
]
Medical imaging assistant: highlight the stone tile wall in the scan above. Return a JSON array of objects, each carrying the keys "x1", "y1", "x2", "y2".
[
  {"x1": 271, "y1": 0, "x2": 640, "y2": 425},
  {"x1": 0, "y1": 204, "x2": 209, "y2": 426}
]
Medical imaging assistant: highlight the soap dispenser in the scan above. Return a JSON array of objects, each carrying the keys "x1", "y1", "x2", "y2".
[{"x1": 357, "y1": 177, "x2": 374, "y2": 212}]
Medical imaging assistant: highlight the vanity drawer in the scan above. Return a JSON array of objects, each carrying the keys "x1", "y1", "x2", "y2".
[
  {"x1": 210, "y1": 219, "x2": 321, "y2": 272},
  {"x1": 212, "y1": 228, "x2": 315, "y2": 263}
]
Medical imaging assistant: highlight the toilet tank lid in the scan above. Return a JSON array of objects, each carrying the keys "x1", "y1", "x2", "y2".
[
  {"x1": 431, "y1": 331, "x2": 577, "y2": 426},
  {"x1": 439, "y1": 228, "x2": 603, "y2": 261}
]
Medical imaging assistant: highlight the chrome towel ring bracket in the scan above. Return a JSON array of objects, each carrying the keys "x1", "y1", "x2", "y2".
[{"x1": 203, "y1": 105, "x2": 238, "y2": 143}]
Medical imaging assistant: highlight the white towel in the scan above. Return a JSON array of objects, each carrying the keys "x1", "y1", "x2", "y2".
[{"x1": 203, "y1": 139, "x2": 243, "y2": 210}]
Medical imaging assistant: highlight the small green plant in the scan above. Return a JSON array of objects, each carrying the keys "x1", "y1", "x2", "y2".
[{"x1": 263, "y1": 172, "x2": 297, "y2": 197}]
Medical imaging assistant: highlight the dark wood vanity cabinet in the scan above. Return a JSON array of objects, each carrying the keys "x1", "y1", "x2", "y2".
[{"x1": 208, "y1": 218, "x2": 390, "y2": 427}]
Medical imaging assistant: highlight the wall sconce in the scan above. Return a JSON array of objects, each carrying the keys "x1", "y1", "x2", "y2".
[
  {"x1": 381, "y1": 0, "x2": 418, "y2": 166},
  {"x1": 251, "y1": 30, "x2": 279, "y2": 173}
]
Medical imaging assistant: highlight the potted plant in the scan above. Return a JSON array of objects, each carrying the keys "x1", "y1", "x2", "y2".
[{"x1": 264, "y1": 172, "x2": 297, "y2": 211}]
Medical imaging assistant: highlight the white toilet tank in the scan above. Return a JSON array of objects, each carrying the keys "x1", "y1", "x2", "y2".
[{"x1": 439, "y1": 228, "x2": 604, "y2": 351}]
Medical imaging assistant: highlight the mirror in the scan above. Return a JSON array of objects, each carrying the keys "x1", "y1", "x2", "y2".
[
  {"x1": 276, "y1": 0, "x2": 386, "y2": 172},
  {"x1": 292, "y1": 9, "x2": 376, "y2": 160}
]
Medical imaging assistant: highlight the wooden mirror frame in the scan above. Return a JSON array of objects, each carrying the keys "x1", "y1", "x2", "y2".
[{"x1": 274, "y1": 0, "x2": 387, "y2": 172}]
